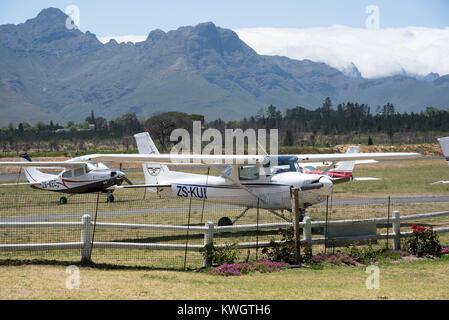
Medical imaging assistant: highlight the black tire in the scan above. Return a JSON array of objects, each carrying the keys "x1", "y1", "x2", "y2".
[
  {"x1": 107, "y1": 194, "x2": 115, "y2": 203},
  {"x1": 218, "y1": 216, "x2": 233, "y2": 226},
  {"x1": 59, "y1": 196, "x2": 67, "y2": 205}
]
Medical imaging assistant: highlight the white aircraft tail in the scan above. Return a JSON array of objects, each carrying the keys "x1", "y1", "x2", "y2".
[
  {"x1": 134, "y1": 132, "x2": 170, "y2": 191},
  {"x1": 432, "y1": 136, "x2": 449, "y2": 184},
  {"x1": 438, "y1": 137, "x2": 449, "y2": 166},
  {"x1": 333, "y1": 146, "x2": 359, "y2": 172},
  {"x1": 19, "y1": 153, "x2": 52, "y2": 182}
]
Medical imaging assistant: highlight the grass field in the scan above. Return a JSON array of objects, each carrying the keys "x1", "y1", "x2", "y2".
[
  {"x1": 1, "y1": 158, "x2": 449, "y2": 299},
  {"x1": 1, "y1": 255, "x2": 449, "y2": 299}
]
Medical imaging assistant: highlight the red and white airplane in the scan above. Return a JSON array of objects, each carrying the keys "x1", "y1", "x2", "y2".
[{"x1": 301, "y1": 146, "x2": 380, "y2": 183}]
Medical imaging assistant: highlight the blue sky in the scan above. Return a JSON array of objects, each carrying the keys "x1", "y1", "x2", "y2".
[{"x1": 1, "y1": 0, "x2": 448, "y2": 36}]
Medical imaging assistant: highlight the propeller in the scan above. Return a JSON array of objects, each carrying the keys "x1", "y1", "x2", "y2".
[
  {"x1": 115, "y1": 174, "x2": 134, "y2": 186},
  {"x1": 300, "y1": 176, "x2": 333, "y2": 191},
  {"x1": 300, "y1": 182, "x2": 324, "y2": 191}
]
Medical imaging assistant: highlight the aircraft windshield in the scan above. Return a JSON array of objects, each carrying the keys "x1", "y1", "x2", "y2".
[
  {"x1": 222, "y1": 165, "x2": 232, "y2": 177},
  {"x1": 266, "y1": 156, "x2": 302, "y2": 174},
  {"x1": 86, "y1": 162, "x2": 108, "y2": 172}
]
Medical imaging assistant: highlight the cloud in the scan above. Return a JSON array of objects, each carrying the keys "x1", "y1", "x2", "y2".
[
  {"x1": 234, "y1": 26, "x2": 449, "y2": 78},
  {"x1": 98, "y1": 26, "x2": 449, "y2": 79}
]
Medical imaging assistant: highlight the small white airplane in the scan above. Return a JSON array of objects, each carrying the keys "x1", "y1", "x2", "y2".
[
  {"x1": 83, "y1": 132, "x2": 419, "y2": 225},
  {"x1": 432, "y1": 136, "x2": 449, "y2": 184},
  {"x1": 0, "y1": 153, "x2": 131, "y2": 204}
]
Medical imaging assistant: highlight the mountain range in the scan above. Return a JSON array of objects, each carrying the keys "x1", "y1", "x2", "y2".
[{"x1": 1, "y1": 7, "x2": 449, "y2": 126}]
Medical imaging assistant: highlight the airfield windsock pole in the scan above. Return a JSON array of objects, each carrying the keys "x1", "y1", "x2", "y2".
[{"x1": 291, "y1": 187, "x2": 301, "y2": 264}]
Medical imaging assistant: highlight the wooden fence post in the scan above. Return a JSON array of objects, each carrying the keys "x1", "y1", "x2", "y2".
[
  {"x1": 291, "y1": 187, "x2": 301, "y2": 264},
  {"x1": 203, "y1": 221, "x2": 214, "y2": 267},
  {"x1": 303, "y1": 216, "x2": 312, "y2": 254},
  {"x1": 392, "y1": 210, "x2": 401, "y2": 250},
  {"x1": 81, "y1": 214, "x2": 92, "y2": 263}
]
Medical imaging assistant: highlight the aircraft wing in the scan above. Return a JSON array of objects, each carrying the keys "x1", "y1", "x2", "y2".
[
  {"x1": 84, "y1": 152, "x2": 419, "y2": 165},
  {"x1": 0, "y1": 161, "x2": 87, "y2": 169},
  {"x1": 431, "y1": 180, "x2": 449, "y2": 185},
  {"x1": 114, "y1": 184, "x2": 172, "y2": 189},
  {"x1": 83, "y1": 154, "x2": 267, "y2": 165},
  {"x1": 302, "y1": 159, "x2": 379, "y2": 167},
  {"x1": 0, "y1": 182, "x2": 40, "y2": 187},
  {"x1": 295, "y1": 152, "x2": 420, "y2": 162}
]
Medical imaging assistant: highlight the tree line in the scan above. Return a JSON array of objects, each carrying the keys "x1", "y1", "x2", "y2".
[{"x1": 1, "y1": 98, "x2": 449, "y2": 154}]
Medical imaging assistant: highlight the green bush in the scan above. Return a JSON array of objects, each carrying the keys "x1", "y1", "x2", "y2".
[
  {"x1": 262, "y1": 227, "x2": 297, "y2": 264},
  {"x1": 348, "y1": 242, "x2": 379, "y2": 264},
  {"x1": 200, "y1": 242, "x2": 239, "y2": 266}
]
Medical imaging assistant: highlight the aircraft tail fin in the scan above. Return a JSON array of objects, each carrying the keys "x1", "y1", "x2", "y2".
[
  {"x1": 19, "y1": 153, "x2": 48, "y2": 182},
  {"x1": 134, "y1": 131, "x2": 170, "y2": 192},
  {"x1": 438, "y1": 137, "x2": 449, "y2": 166},
  {"x1": 333, "y1": 146, "x2": 359, "y2": 173}
]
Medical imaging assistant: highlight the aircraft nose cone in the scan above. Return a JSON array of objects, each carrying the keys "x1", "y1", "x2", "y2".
[{"x1": 319, "y1": 176, "x2": 333, "y2": 192}]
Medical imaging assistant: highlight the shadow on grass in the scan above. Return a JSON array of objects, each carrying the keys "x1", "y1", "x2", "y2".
[
  {"x1": 0, "y1": 258, "x2": 190, "y2": 272},
  {"x1": 105, "y1": 229, "x2": 280, "y2": 244}
]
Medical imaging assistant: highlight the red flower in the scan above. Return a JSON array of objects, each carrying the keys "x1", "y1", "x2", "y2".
[{"x1": 411, "y1": 224, "x2": 416, "y2": 229}]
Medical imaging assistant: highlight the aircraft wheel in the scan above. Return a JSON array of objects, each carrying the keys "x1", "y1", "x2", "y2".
[
  {"x1": 218, "y1": 217, "x2": 233, "y2": 226},
  {"x1": 107, "y1": 194, "x2": 115, "y2": 203},
  {"x1": 59, "y1": 196, "x2": 67, "y2": 205}
]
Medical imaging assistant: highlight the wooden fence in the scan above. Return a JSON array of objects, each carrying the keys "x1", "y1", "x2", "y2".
[{"x1": 1, "y1": 210, "x2": 448, "y2": 267}]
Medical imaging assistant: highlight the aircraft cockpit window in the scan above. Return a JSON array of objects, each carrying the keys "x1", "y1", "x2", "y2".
[
  {"x1": 62, "y1": 170, "x2": 72, "y2": 178},
  {"x1": 266, "y1": 156, "x2": 301, "y2": 175},
  {"x1": 74, "y1": 167, "x2": 84, "y2": 177},
  {"x1": 294, "y1": 162, "x2": 303, "y2": 173},
  {"x1": 223, "y1": 165, "x2": 232, "y2": 176},
  {"x1": 238, "y1": 165, "x2": 260, "y2": 180},
  {"x1": 86, "y1": 163, "x2": 94, "y2": 173},
  {"x1": 270, "y1": 165, "x2": 292, "y2": 174}
]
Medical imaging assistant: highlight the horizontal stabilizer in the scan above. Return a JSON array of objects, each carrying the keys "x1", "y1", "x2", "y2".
[
  {"x1": 0, "y1": 182, "x2": 39, "y2": 187},
  {"x1": 352, "y1": 177, "x2": 381, "y2": 181}
]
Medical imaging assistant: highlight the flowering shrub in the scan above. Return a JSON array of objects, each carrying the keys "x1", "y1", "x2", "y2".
[
  {"x1": 310, "y1": 252, "x2": 358, "y2": 266},
  {"x1": 442, "y1": 247, "x2": 449, "y2": 254},
  {"x1": 394, "y1": 250, "x2": 410, "y2": 256},
  {"x1": 209, "y1": 260, "x2": 288, "y2": 276},
  {"x1": 405, "y1": 224, "x2": 441, "y2": 257}
]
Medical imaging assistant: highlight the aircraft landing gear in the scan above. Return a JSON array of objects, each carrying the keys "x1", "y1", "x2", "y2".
[
  {"x1": 107, "y1": 193, "x2": 115, "y2": 203},
  {"x1": 59, "y1": 196, "x2": 67, "y2": 205},
  {"x1": 299, "y1": 208, "x2": 306, "y2": 222},
  {"x1": 218, "y1": 216, "x2": 233, "y2": 226}
]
